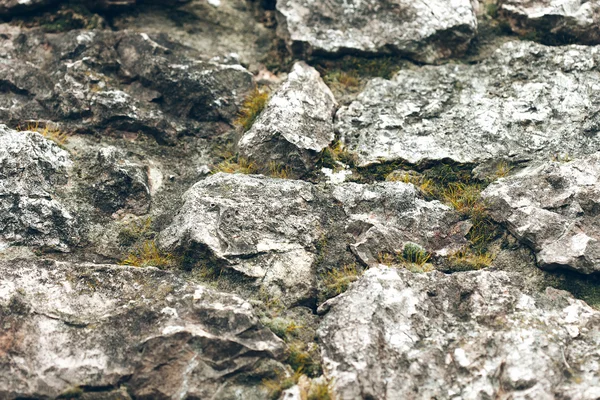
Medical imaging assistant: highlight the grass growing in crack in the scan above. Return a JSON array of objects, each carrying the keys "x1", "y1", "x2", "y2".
[
  {"x1": 386, "y1": 171, "x2": 435, "y2": 197},
  {"x1": 401, "y1": 243, "x2": 431, "y2": 265},
  {"x1": 447, "y1": 248, "x2": 494, "y2": 272},
  {"x1": 213, "y1": 156, "x2": 258, "y2": 175},
  {"x1": 268, "y1": 161, "x2": 291, "y2": 179},
  {"x1": 307, "y1": 380, "x2": 336, "y2": 400},
  {"x1": 118, "y1": 216, "x2": 154, "y2": 247},
  {"x1": 262, "y1": 372, "x2": 300, "y2": 400},
  {"x1": 318, "y1": 141, "x2": 359, "y2": 170},
  {"x1": 319, "y1": 264, "x2": 362, "y2": 302},
  {"x1": 287, "y1": 342, "x2": 322, "y2": 377},
  {"x1": 120, "y1": 240, "x2": 176, "y2": 269},
  {"x1": 494, "y1": 160, "x2": 513, "y2": 178},
  {"x1": 19, "y1": 122, "x2": 69, "y2": 147},
  {"x1": 236, "y1": 87, "x2": 269, "y2": 132}
]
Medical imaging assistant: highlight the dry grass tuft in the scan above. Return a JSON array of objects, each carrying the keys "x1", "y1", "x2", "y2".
[
  {"x1": 320, "y1": 264, "x2": 362, "y2": 301},
  {"x1": 19, "y1": 122, "x2": 69, "y2": 146},
  {"x1": 236, "y1": 87, "x2": 269, "y2": 132},
  {"x1": 120, "y1": 240, "x2": 176, "y2": 269},
  {"x1": 213, "y1": 157, "x2": 258, "y2": 175}
]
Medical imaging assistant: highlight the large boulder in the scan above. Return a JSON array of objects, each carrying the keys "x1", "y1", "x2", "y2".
[
  {"x1": 482, "y1": 155, "x2": 600, "y2": 274},
  {"x1": 0, "y1": 125, "x2": 78, "y2": 251},
  {"x1": 275, "y1": 0, "x2": 478, "y2": 63},
  {"x1": 337, "y1": 40, "x2": 600, "y2": 166},
  {"x1": 500, "y1": 0, "x2": 600, "y2": 45},
  {"x1": 318, "y1": 266, "x2": 600, "y2": 399},
  {"x1": 0, "y1": 259, "x2": 285, "y2": 399},
  {"x1": 0, "y1": 27, "x2": 253, "y2": 143},
  {"x1": 159, "y1": 173, "x2": 468, "y2": 305},
  {"x1": 238, "y1": 62, "x2": 337, "y2": 176}
]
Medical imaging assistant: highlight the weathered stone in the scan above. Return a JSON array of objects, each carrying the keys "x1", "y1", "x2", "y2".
[
  {"x1": 85, "y1": 146, "x2": 151, "y2": 215},
  {"x1": 500, "y1": 0, "x2": 600, "y2": 45},
  {"x1": 238, "y1": 62, "x2": 337, "y2": 176},
  {"x1": 0, "y1": 259, "x2": 285, "y2": 399},
  {"x1": 318, "y1": 266, "x2": 600, "y2": 399},
  {"x1": 337, "y1": 40, "x2": 600, "y2": 166},
  {"x1": 275, "y1": 0, "x2": 478, "y2": 63},
  {"x1": 0, "y1": 125, "x2": 78, "y2": 251},
  {"x1": 111, "y1": 0, "x2": 275, "y2": 71},
  {"x1": 0, "y1": 27, "x2": 253, "y2": 144},
  {"x1": 159, "y1": 173, "x2": 467, "y2": 305},
  {"x1": 482, "y1": 155, "x2": 600, "y2": 274},
  {"x1": 0, "y1": 0, "x2": 56, "y2": 16}
]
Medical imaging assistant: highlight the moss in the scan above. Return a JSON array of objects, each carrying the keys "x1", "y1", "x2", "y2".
[
  {"x1": 57, "y1": 387, "x2": 84, "y2": 399},
  {"x1": 485, "y1": 2, "x2": 499, "y2": 18},
  {"x1": 236, "y1": 87, "x2": 270, "y2": 132},
  {"x1": 118, "y1": 217, "x2": 154, "y2": 247},
  {"x1": 401, "y1": 243, "x2": 431, "y2": 265},
  {"x1": 265, "y1": 317, "x2": 302, "y2": 340},
  {"x1": 262, "y1": 371, "x2": 300, "y2": 400},
  {"x1": 318, "y1": 141, "x2": 359, "y2": 171},
  {"x1": 120, "y1": 240, "x2": 177, "y2": 269},
  {"x1": 546, "y1": 271, "x2": 600, "y2": 309},
  {"x1": 268, "y1": 162, "x2": 291, "y2": 179}
]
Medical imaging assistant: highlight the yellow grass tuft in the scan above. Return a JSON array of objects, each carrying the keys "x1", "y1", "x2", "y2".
[{"x1": 236, "y1": 87, "x2": 269, "y2": 132}]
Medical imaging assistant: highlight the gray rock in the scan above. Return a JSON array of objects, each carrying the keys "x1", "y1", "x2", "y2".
[
  {"x1": 0, "y1": 27, "x2": 253, "y2": 144},
  {"x1": 159, "y1": 173, "x2": 467, "y2": 305},
  {"x1": 500, "y1": 0, "x2": 600, "y2": 45},
  {"x1": 318, "y1": 266, "x2": 600, "y2": 399},
  {"x1": 275, "y1": 0, "x2": 478, "y2": 63},
  {"x1": 0, "y1": 0, "x2": 55, "y2": 16},
  {"x1": 0, "y1": 125, "x2": 78, "y2": 251},
  {"x1": 0, "y1": 259, "x2": 285, "y2": 399},
  {"x1": 238, "y1": 62, "x2": 337, "y2": 176},
  {"x1": 337, "y1": 40, "x2": 600, "y2": 166},
  {"x1": 482, "y1": 155, "x2": 600, "y2": 274},
  {"x1": 85, "y1": 146, "x2": 151, "y2": 216}
]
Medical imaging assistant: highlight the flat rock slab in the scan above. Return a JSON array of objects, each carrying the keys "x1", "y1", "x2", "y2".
[
  {"x1": 337, "y1": 41, "x2": 600, "y2": 166},
  {"x1": 482, "y1": 155, "x2": 600, "y2": 274},
  {"x1": 159, "y1": 173, "x2": 468, "y2": 305},
  {"x1": 0, "y1": 259, "x2": 284, "y2": 400},
  {"x1": 318, "y1": 266, "x2": 600, "y2": 399},
  {"x1": 501, "y1": 0, "x2": 600, "y2": 45},
  {"x1": 239, "y1": 62, "x2": 337, "y2": 176},
  {"x1": 0, "y1": 26, "x2": 253, "y2": 143},
  {"x1": 275, "y1": 0, "x2": 478, "y2": 63}
]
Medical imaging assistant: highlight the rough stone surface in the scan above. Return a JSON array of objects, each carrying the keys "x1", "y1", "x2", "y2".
[
  {"x1": 0, "y1": 0, "x2": 55, "y2": 16},
  {"x1": 159, "y1": 173, "x2": 467, "y2": 305},
  {"x1": 318, "y1": 266, "x2": 600, "y2": 400},
  {"x1": 482, "y1": 155, "x2": 600, "y2": 274},
  {"x1": 111, "y1": 0, "x2": 275, "y2": 71},
  {"x1": 84, "y1": 146, "x2": 151, "y2": 215},
  {"x1": 337, "y1": 40, "x2": 600, "y2": 166},
  {"x1": 239, "y1": 62, "x2": 337, "y2": 175},
  {"x1": 0, "y1": 26, "x2": 253, "y2": 144},
  {"x1": 275, "y1": 0, "x2": 478, "y2": 63},
  {"x1": 0, "y1": 259, "x2": 285, "y2": 400},
  {"x1": 0, "y1": 125, "x2": 78, "y2": 251},
  {"x1": 500, "y1": 0, "x2": 600, "y2": 45}
]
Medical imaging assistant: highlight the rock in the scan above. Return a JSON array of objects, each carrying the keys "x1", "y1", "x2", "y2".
[
  {"x1": 318, "y1": 266, "x2": 600, "y2": 399},
  {"x1": 337, "y1": 40, "x2": 600, "y2": 166},
  {"x1": 500, "y1": 0, "x2": 600, "y2": 45},
  {"x1": 0, "y1": 125, "x2": 78, "y2": 251},
  {"x1": 481, "y1": 155, "x2": 600, "y2": 274},
  {"x1": 275, "y1": 0, "x2": 478, "y2": 63},
  {"x1": 159, "y1": 173, "x2": 467, "y2": 305},
  {"x1": 85, "y1": 147, "x2": 151, "y2": 216},
  {"x1": 111, "y1": 0, "x2": 275, "y2": 71},
  {"x1": 0, "y1": 27, "x2": 253, "y2": 144},
  {"x1": 238, "y1": 62, "x2": 337, "y2": 176},
  {"x1": 0, "y1": 0, "x2": 56, "y2": 16},
  {"x1": 0, "y1": 259, "x2": 285, "y2": 399}
]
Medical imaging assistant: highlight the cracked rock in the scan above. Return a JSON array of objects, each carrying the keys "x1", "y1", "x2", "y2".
[
  {"x1": 0, "y1": 259, "x2": 285, "y2": 400},
  {"x1": 159, "y1": 173, "x2": 467, "y2": 305},
  {"x1": 238, "y1": 62, "x2": 337, "y2": 176},
  {"x1": 318, "y1": 266, "x2": 600, "y2": 399},
  {"x1": 0, "y1": 125, "x2": 78, "y2": 251},
  {"x1": 275, "y1": 0, "x2": 478, "y2": 63},
  {"x1": 500, "y1": 0, "x2": 600, "y2": 45},
  {"x1": 482, "y1": 154, "x2": 600, "y2": 274},
  {"x1": 0, "y1": 27, "x2": 253, "y2": 144},
  {"x1": 337, "y1": 40, "x2": 600, "y2": 166}
]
